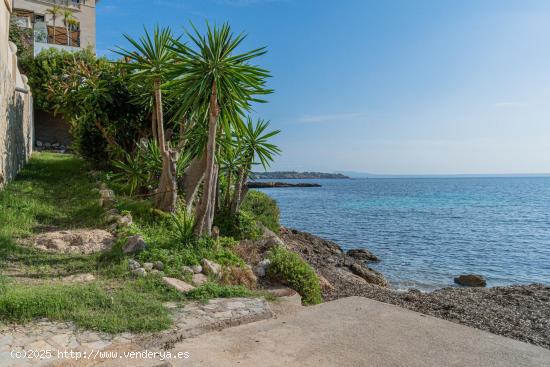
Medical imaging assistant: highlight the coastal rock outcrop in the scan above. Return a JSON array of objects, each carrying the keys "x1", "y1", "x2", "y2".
[
  {"x1": 278, "y1": 228, "x2": 389, "y2": 288},
  {"x1": 346, "y1": 248, "x2": 380, "y2": 262},
  {"x1": 454, "y1": 274, "x2": 487, "y2": 287}
]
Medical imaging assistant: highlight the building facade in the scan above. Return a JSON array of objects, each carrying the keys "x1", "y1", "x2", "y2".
[
  {"x1": 1, "y1": 0, "x2": 34, "y2": 188},
  {"x1": 12, "y1": 0, "x2": 98, "y2": 55}
]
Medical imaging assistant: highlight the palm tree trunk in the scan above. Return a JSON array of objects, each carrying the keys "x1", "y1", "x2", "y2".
[
  {"x1": 151, "y1": 100, "x2": 158, "y2": 143},
  {"x1": 52, "y1": 18, "x2": 56, "y2": 43},
  {"x1": 230, "y1": 167, "x2": 246, "y2": 215},
  {"x1": 224, "y1": 172, "x2": 232, "y2": 208},
  {"x1": 153, "y1": 78, "x2": 178, "y2": 212},
  {"x1": 194, "y1": 81, "x2": 219, "y2": 235},
  {"x1": 181, "y1": 151, "x2": 206, "y2": 214}
]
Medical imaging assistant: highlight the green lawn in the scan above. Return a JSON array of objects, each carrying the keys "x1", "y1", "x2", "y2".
[{"x1": 0, "y1": 152, "x2": 257, "y2": 333}]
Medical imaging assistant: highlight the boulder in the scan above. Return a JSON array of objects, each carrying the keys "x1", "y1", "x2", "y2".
[
  {"x1": 454, "y1": 274, "x2": 487, "y2": 287},
  {"x1": 128, "y1": 259, "x2": 141, "y2": 271},
  {"x1": 143, "y1": 262, "x2": 154, "y2": 271},
  {"x1": 348, "y1": 263, "x2": 389, "y2": 287},
  {"x1": 191, "y1": 265, "x2": 203, "y2": 274},
  {"x1": 201, "y1": 259, "x2": 222, "y2": 276},
  {"x1": 346, "y1": 248, "x2": 380, "y2": 262},
  {"x1": 192, "y1": 273, "x2": 208, "y2": 286},
  {"x1": 162, "y1": 277, "x2": 195, "y2": 293},
  {"x1": 153, "y1": 261, "x2": 164, "y2": 271},
  {"x1": 254, "y1": 259, "x2": 271, "y2": 278},
  {"x1": 133, "y1": 268, "x2": 147, "y2": 277},
  {"x1": 123, "y1": 235, "x2": 147, "y2": 254}
]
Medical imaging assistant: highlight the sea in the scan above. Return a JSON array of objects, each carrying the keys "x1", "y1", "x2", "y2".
[{"x1": 254, "y1": 177, "x2": 550, "y2": 291}]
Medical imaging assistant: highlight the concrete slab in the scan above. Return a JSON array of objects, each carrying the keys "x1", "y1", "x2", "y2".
[{"x1": 172, "y1": 296, "x2": 550, "y2": 367}]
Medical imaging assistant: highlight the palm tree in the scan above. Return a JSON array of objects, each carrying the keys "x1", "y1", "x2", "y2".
[
  {"x1": 46, "y1": 5, "x2": 62, "y2": 44},
  {"x1": 67, "y1": 17, "x2": 78, "y2": 47},
  {"x1": 230, "y1": 118, "x2": 280, "y2": 214},
  {"x1": 169, "y1": 22, "x2": 272, "y2": 235},
  {"x1": 114, "y1": 26, "x2": 179, "y2": 212},
  {"x1": 62, "y1": 9, "x2": 73, "y2": 45}
]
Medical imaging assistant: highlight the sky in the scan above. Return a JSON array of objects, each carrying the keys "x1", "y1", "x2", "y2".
[{"x1": 96, "y1": 0, "x2": 550, "y2": 175}]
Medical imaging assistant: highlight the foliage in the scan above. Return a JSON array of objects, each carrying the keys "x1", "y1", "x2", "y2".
[
  {"x1": 170, "y1": 209, "x2": 196, "y2": 246},
  {"x1": 241, "y1": 190, "x2": 280, "y2": 232},
  {"x1": 27, "y1": 49, "x2": 147, "y2": 165},
  {"x1": 214, "y1": 208, "x2": 261, "y2": 240},
  {"x1": 8, "y1": 17, "x2": 33, "y2": 73},
  {"x1": 267, "y1": 246, "x2": 322, "y2": 305}
]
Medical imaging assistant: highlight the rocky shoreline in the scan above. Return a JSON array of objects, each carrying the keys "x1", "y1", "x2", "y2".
[
  {"x1": 247, "y1": 182, "x2": 322, "y2": 188},
  {"x1": 278, "y1": 228, "x2": 550, "y2": 350}
]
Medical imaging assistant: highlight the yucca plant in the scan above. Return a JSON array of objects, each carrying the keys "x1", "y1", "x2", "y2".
[
  {"x1": 114, "y1": 26, "x2": 179, "y2": 212},
  {"x1": 169, "y1": 22, "x2": 272, "y2": 235},
  {"x1": 170, "y1": 210, "x2": 196, "y2": 247}
]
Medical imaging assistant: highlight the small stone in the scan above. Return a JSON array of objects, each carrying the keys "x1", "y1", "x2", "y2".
[
  {"x1": 191, "y1": 265, "x2": 203, "y2": 274},
  {"x1": 454, "y1": 274, "x2": 487, "y2": 287},
  {"x1": 143, "y1": 262, "x2": 154, "y2": 271},
  {"x1": 162, "y1": 277, "x2": 195, "y2": 293},
  {"x1": 254, "y1": 259, "x2": 271, "y2": 278},
  {"x1": 128, "y1": 259, "x2": 140, "y2": 270},
  {"x1": 123, "y1": 235, "x2": 147, "y2": 254},
  {"x1": 192, "y1": 273, "x2": 208, "y2": 286},
  {"x1": 150, "y1": 269, "x2": 164, "y2": 276},
  {"x1": 201, "y1": 259, "x2": 222, "y2": 276},
  {"x1": 117, "y1": 213, "x2": 133, "y2": 227},
  {"x1": 133, "y1": 268, "x2": 147, "y2": 277},
  {"x1": 153, "y1": 261, "x2": 164, "y2": 270},
  {"x1": 182, "y1": 266, "x2": 194, "y2": 275}
]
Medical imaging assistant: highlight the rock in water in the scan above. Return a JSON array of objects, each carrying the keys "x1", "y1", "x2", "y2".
[
  {"x1": 123, "y1": 235, "x2": 147, "y2": 254},
  {"x1": 454, "y1": 274, "x2": 487, "y2": 287},
  {"x1": 346, "y1": 249, "x2": 380, "y2": 262}
]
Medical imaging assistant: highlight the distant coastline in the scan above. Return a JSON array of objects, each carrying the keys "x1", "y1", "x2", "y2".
[{"x1": 252, "y1": 171, "x2": 350, "y2": 179}]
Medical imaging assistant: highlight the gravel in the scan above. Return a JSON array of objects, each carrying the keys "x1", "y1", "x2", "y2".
[{"x1": 280, "y1": 228, "x2": 550, "y2": 350}]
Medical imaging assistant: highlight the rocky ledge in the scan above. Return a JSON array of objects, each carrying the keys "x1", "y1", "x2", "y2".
[
  {"x1": 247, "y1": 182, "x2": 322, "y2": 188},
  {"x1": 279, "y1": 228, "x2": 550, "y2": 350}
]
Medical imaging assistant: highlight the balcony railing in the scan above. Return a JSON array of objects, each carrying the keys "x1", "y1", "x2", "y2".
[{"x1": 32, "y1": 0, "x2": 86, "y2": 8}]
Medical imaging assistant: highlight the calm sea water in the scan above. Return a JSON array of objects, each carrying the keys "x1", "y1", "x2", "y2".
[{"x1": 255, "y1": 177, "x2": 550, "y2": 291}]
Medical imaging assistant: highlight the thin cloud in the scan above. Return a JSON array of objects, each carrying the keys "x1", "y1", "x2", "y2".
[{"x1": 298, "y1": 112, "x2": 366, "y2": 123}]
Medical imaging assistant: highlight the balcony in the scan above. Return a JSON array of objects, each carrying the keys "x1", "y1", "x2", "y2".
[{"x1": 33, "y1": 21, "x2": 81, "y2": 56}]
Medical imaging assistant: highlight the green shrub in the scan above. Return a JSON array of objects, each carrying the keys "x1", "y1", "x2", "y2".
[
  {"x1": 241, "y1": 190, "x2": 280, "y2": 232},
  {"x1": 214, "y1": 208, "x2": 261, "y2": 240},
  {"x1": 267, "y1": 246, "x2": 322, "y2": 305}
]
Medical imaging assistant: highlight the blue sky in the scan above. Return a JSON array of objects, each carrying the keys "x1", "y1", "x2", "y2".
[{"x1": 96, "y1": 0, "x2": 550, "y2": 174}]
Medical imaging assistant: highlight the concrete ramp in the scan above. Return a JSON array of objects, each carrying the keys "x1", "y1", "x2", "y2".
[{"x1": 173, "y1": 296, "x2": 550, "y2": 367}]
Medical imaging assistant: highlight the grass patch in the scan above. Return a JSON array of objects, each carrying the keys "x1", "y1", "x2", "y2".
[{"x1": 0, "y1": 277, "x2": 175, "y2": 333}]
